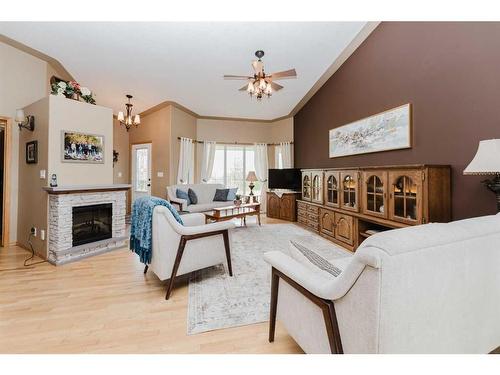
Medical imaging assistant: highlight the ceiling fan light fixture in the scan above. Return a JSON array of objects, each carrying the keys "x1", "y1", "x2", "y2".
[{"x1": 224, "y1": 50, "x2": 297, "y2": 100}]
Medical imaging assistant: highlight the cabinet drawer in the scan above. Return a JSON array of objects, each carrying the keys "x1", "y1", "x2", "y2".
[
  {"x1": 307, "y1": 205, "x2": 319, "y2": 214},
  {"x1": 297, "y1": 201, "x2": 307, "y2": 211},
  {"x1": 307, "y1": 220, "x2": 319, "y2": 231},
  {"x1": 298, "y1": 216, "x2": 307, "y2": 225},
  {"x1": 297, "y1": 208, "x2": 307, "y2": 218},
  {"x1": 307, "y1": 212, "x2": 319, "y2": 221}
]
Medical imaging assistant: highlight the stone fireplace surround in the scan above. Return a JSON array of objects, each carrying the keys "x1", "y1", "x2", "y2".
[{"x1": 44, "y1": 184, "x2": 130, "y2": 265}]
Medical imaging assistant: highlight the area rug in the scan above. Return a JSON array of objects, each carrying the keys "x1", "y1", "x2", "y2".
[{"x1": 187, "y1": 223, "x2": 351, "y2": 334}]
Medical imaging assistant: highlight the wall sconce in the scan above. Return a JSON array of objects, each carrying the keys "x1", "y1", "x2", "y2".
[{"x1": 15, "y1": 109, "x2": 35, "y2": 131}]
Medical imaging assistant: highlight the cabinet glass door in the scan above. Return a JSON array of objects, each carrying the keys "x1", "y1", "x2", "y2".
[
  {"x1": 363, "y1": 172, "x2": 387, "y2": 217},
  {"x1": 302, "y1": 173, "x2": 311, "y2": 201},
  {"x1": 325, "y1": 172, "x2": 339, "y2": 207},
  {"x1": 312, "y1": 173, "x2": 322, "y2": 202},
  {"x1": 389, "y1": 171, "x2": 422, "y2": 223},
  {"x1": 341, "y1": 173, "x2": 358, "y2": 211}
]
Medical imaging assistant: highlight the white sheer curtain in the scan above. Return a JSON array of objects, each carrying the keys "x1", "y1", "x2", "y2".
[
  {"x1": 275, "y1": 141, "x2": 293, "y2": 169},
  {"x1": 177, "y1": 137, "x2": 194, "y2": 184},
  {"x1": 280, "y1": 141, "x2": 293, "y2": 168},
  {"x1": 200, "y1": 141, "x2": 217, "y2": 183},
  {"x1": 254, "y1": 143, "x2": 269, "y2": 183}
]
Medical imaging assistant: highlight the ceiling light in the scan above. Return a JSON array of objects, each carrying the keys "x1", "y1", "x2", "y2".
[{"x1": 117, "y1": 95, "x2": 140, "y2": 131}]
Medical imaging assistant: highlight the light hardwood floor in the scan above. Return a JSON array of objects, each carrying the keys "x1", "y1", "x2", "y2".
[{"x1": 0, "y1": 217, "x2": 303, "y2": 354}]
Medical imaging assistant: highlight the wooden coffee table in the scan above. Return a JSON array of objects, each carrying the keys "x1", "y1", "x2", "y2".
[{"x1": 205, "y1": 203, "x2": 261, "y2": 226}]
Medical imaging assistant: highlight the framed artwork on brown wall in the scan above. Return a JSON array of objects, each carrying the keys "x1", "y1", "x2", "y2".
[
  {"x1": 329, "y1": 103, "x2": 412, "y2": 158},
  {"x1": 26, "y1": 140, "x2": 38, "y2": 164}
]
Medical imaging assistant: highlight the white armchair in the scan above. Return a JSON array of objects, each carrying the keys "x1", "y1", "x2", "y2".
[
  {"x1": 265, "y1": 213, "x2": 500, "y2": 353},
  {"x1": 146, "y1": 206, "x2": 236, "y2": 299}
]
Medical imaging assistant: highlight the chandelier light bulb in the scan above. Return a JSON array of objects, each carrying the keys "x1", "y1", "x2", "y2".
[
  {"x1": 247, "y1": 82, "x2": 254, "y2": 93},
  {"x1": 259, "y1": 79, "x2": 267, "y2": 90}
]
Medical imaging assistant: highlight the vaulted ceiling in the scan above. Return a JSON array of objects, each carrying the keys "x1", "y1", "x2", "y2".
[{"x1": 0, "y1": 22, "x2": 371, "y2": 120}]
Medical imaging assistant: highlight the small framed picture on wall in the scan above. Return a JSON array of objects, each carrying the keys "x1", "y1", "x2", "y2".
[{"x1": 26, "y1": 140, "x2": 38, "y2": 164}]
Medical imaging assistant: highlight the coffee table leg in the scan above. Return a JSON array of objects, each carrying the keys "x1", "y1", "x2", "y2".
[{"x1": 258, "y1": 213, "x2": 261, "y2": 226}]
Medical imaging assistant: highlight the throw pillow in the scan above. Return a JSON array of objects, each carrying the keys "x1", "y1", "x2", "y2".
[
  {"x1": 188, "y1": 188, "x2": 198, "y2": 205},
  {"x1": 289, "y1": 240, "x2": 343, "y2": 278},
  {"x1": 176, "y1": 188, "x2": 191, "y2": 205},
  {"x1": 226, "y1": 187, "x2": 238, "y2": 201},
  {"x1": 213, "y1": 188, "x2": 230, "y2": 202}
]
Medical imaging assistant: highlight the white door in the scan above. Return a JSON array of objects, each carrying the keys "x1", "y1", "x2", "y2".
[{"x1": 131, "y1": 143, "x2": 152, "y2": 203}]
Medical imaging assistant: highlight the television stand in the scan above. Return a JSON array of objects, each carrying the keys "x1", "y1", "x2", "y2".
[{"x1": 266, "y1": 191, "x2": 301, "y2": 222}]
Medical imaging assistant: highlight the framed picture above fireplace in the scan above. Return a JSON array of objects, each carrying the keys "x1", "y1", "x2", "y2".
[{"x1": 62, "y1": 130, "x2": 104, "y2": 163}]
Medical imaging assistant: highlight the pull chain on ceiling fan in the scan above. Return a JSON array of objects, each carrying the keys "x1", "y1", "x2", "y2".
[{"x1": 224, "y1": 50, "x2": 297, "y2": 100}]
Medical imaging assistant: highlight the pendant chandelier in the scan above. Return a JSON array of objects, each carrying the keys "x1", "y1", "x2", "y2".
[{"x1": 117, "y1": 94, "x2": 140, "y2": 131}]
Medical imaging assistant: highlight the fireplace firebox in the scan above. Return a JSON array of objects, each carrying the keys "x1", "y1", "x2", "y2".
[{"x1": 72, "y1": 203, "x2": 112, "y2": 247}]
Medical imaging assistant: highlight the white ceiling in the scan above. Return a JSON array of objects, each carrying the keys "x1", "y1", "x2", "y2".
[{"x1": 0, "y1": 22, "x2": 368, "y2": 120}]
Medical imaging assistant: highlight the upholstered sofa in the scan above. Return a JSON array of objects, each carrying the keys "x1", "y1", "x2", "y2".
[
  {"x1": 167, "y1": 183, "x2": 234, "y2": 213},
  {"x1": 264, "y1": 213, "x2": 500, "y2": 354}
]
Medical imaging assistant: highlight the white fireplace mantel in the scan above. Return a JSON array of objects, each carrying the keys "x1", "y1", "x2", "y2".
[{"x1": 43, "y1": 184, "x2": 131, "y2": 194}]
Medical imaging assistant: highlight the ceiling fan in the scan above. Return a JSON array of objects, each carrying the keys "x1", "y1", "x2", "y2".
[{"x1": 224, "y1": 50, "x2": 297, "y2": 100}]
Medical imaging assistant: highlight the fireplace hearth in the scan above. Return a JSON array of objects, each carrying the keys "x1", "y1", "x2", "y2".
[{"x1": 72, "y1": 203, "x2": 112, "y2": 246}]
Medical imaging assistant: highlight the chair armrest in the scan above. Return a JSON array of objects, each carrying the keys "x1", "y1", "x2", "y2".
[
  {"x1": 175, "y1": 220, "x2": 236, "y2": 236},
  {"x1": 181, "y1": 213, "x2": 206, "y2": 226},
  {"x1": 169, "y1": 197, "x2": 187, "y2": 211},
  {"x1": 264, "y1": 251, "x2": 340, "y2": 300}
]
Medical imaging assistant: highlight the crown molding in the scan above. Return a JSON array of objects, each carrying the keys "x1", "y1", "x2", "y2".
[
  {"x1": 0, "y1": 33, "x2": 74, "y2": 81},
  {"x1": 2, "y1": 22, "x2": 379, "y2": 124}
]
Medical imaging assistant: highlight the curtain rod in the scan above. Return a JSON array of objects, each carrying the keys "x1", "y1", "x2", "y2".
[{"x1": 177, "y1": 137, "x2": 293, "y2": 146}]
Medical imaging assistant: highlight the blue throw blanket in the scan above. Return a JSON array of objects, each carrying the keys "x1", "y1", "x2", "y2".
[{"x1": 130, "y1": 196, "x2": 184, "y2": 264}]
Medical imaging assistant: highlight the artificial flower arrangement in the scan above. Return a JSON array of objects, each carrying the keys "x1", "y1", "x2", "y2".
[{"x1": 51, "y1": 80, "x2": 96, "y2": 105}]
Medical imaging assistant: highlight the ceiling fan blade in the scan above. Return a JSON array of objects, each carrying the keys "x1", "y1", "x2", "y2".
[
  {"x1": 239, "y1": 84, "x2": 249, "y2": 91},
  {"x1": 252, "y1": 60, "x2": 263, "y2": 75},
  {"x1": 224, "y1": 75, "x2": 253, "y2": 80},
  {"x1": 269, "y1": 69, "x2": 297, "y2": 80},
  {"x1": 271, "y1": 82, "x2": 284, "y2": 91}
]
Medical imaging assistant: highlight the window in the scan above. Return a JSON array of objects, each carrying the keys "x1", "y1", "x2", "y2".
[{"x1": 208, "y1": 144, "x2": 262, "y2": 195}]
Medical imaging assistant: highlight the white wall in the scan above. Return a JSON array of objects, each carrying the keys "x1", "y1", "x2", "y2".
[{"x1": 0, "y1": 41, "x2": 49, "y2": 243}]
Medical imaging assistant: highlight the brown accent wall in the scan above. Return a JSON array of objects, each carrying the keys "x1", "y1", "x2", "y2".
[{"x1": 294, "y1": 22, "x2": 500, "y2": 220}]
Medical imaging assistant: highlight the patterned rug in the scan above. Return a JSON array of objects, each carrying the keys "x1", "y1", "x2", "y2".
[{"x1": 187, "y1": 222, "x2": 351, "y2": 334}]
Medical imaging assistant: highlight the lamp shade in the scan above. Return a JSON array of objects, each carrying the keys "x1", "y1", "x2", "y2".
[
  {"x1": 15, "y1": 109, "x2": 25, "y2": 123},
  {"x1": 246, "y1": 171, "x2": 258, "y2": 182},
  {"x1": 117, "y1": 111, "x2": 125, "y2": 121},
  {"x1": 133, "y1": 114, "x2": 141, "y2": 124},
  {"x1": 463, "y1": 139, "x2": 500, "y2": 175}
]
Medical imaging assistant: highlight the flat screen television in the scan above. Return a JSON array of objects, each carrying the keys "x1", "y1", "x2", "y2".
[{"x1": 268, "y1": 168, "x2": 301, "y2": 191}]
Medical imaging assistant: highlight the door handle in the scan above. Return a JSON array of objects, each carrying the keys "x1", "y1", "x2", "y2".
[{"x1": 147, "y1": 184, "x2": 151, "y2": 187}]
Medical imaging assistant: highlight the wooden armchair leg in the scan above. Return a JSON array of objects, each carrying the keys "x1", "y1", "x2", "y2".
[
  {"x1": 143, "y1": 265, "x2": 149, "y2": 274},
  {"x1": 165, "y1": 237, "x2": 187, "y2": 300},
  {"x1": 222, "y1": 230, "x2": 233, "y2": 276},
  {"x1": 269, "y1": 268, "x2": 280, "y2": 342}
]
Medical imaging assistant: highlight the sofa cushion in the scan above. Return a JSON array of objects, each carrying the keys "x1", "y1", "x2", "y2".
[
  {"x1": 185, "y1": 201, "x2": 232, "y2": 213},
  {"x1": 289, "y1": 240, "x2": 342, "y2": 278},
  {"x1": 188, "y1": 188, "x2": 198, "y2": 205},
  {"x1": 167, "y1": 184, "x2": 225, "y2": 205},
  {"x1": 213, "y1": 188, "x2": 230, "y2": 201},
  {"x1": 227, "y1": 187, "x2": 238, "y2": 201},
  {"x1": 176, "y1": 188, "x2": 191, "y2": 205}
]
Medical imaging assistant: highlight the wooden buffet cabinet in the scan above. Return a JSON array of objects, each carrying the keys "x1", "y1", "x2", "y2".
[
  {"x1": 298, "y1": 165, "x2": 451, "y2": 252},
  {"x1": 267, "y1": 191, "x2": 301, "y2": 222}
]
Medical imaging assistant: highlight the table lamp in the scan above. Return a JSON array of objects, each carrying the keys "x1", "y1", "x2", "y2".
[
  {"x1": 463, "y1": 139, "x2": 500, "y2": 212},
  {"x1": 246, "y1": 171, "x2": 258, "y2": 196}
]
